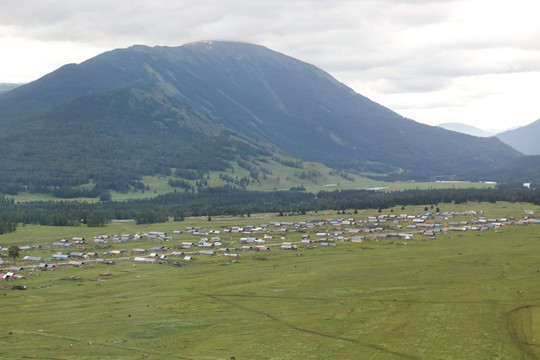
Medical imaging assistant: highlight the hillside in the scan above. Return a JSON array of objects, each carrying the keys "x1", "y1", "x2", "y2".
[
  {"x1": 0, "y1": 41, "x2": 521, "y2": 196},
  {"x1": 467, "y1": 155, "x2": 540, "y2": 183},
  {"x1": 496, "y1": 119, "x2": 540, "y2": 155}
]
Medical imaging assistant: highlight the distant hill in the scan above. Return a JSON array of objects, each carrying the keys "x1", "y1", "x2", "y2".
[
  {"x1": 0, "y1": 83, "x2": 22, "y2": 93},
  {"x1": 437, "y1": 122, "x2": 494, "y2": 137},
  {"x1": 0, "y1": 41, "x2": 521, "y2": 196},
  {"x1": 496, "y1": 119, "x2": 540, "y2": 155}
]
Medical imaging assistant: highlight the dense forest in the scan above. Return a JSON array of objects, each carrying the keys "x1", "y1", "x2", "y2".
[{"x1": 1, "y1": 185, "x2": 539, "y2": 235}]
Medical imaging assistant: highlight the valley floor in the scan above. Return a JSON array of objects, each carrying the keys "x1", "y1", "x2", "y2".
[{"x1": 1, "y1": 203, "x2": 540, "y2": 359}]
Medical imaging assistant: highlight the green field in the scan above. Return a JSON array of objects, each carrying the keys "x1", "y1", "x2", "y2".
[
  {"x1": 9, "y1": 156, "x2": 495, "y2": 203},
  {"x1": 1, "y1": 203, "x2": 540, "y2": 359}
]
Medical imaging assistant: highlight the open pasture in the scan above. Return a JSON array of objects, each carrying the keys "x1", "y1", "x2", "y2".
[{"x1": 1, "y1": 203, "x2": 540, "y2": 359}]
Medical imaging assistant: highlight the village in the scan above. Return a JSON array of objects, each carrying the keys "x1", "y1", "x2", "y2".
[{"x1": 1, "y1": 208, "x2": 539, "y2": 283}]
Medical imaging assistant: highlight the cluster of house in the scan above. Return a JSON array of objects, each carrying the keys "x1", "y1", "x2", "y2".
[
  {"x1": 93, "y1": 232, "x2": 173, "y2": 244},
  {"x1": 1, "y1": 209, "x2": 538, "y2": 281}
]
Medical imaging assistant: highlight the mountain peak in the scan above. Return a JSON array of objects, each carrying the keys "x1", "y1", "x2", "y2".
[{"x1": 0, "y1": 42, "x2": 521, "y2": 195}]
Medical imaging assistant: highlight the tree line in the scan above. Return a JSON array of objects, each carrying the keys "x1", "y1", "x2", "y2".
[{"x1": 1, "y1": 185, "x2": 540, "y2": 235}]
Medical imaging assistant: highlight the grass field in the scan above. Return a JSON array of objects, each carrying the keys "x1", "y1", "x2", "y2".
[
  {"x1": 1, "y1": 203, "x2": 540, "y2": 359},
  {"x1": 11, "y1": 178, "x2": 494, "y2": 203},
  {"x1": 9, "y1": 157, "x2": 495, "y2": 203}
]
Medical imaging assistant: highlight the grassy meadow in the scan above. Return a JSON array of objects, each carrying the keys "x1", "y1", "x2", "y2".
[
  {"x1": 1, "y1": 203, "x2": 540, "y2": 359},
  {"x1": 9, "y1": 157, "x2": 495, "y2": 203}
]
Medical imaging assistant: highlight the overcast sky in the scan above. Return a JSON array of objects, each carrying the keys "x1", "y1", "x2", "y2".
[{"x1": 1, "y1": 0, "x2": 539, "y2": 131}]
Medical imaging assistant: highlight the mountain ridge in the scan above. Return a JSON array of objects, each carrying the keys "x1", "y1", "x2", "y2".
[
  {"x1": 437, "y1": 122, "x2": 494, "y2": 137},
  {"x1": 496, "y1": 119, "x2": 540, "y2": 155},
  {"x1": 0, "y1": 41, "x2": 522, "y2": 195}
]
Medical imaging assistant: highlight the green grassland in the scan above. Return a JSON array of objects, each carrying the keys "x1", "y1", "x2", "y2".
[
  {"x1": 10, "y1": 157, "x2": 495, "y2": 203},
  {"x1": 1, "y1": 203, "x2": 540, "y2": 359}
]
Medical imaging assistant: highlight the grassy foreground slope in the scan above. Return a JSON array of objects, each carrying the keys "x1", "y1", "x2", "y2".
[{"x1": 1, "y1": 204, "x2": 540, "y2": 359}]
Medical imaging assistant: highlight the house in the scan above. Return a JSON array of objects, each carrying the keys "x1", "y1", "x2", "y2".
[
  {"x1": 398, "y1": 233, "x2": 414, "y2": 239},
  {"x1": 52, "y1": 254, "x2": 70, "y2": 260},
  {"x1": 149, "y1": 231, "x2": 167, "y2": 237},
  {"x1": 23, "y1": 256, "x2": 44, "y2": 262},
  {"x1": 145, "y1": 231, "x2": 167, "y2": 240},
  {"x1": 1, "y1": 272, "x2": 15, "y2": 281},
  {"x1": 300, "y1": 239, "x2": 312, "y2": 248},
  {"x1": 38, "y1": 263, "x2": 55, "y2": 270},
  {"x1": 71, "y1": 237, "x2": 86, "y2": 244},
  {"x1": 93, "y1": 258, "x2": 114, "y2": 265},
  {"x1": 133, "y1": 257, "x2": 156, "y2": 264},
  {"x1": 52, "y1": 241, "x2": 71, "y2": 248},
  {"x1": 150, "y1": 246, "x2": 169, "y2": 252},
  {"x1": 199, "y1": 250, "x2": 216, "y2": 256},
  {"x1": 68, "y1": 261, "x2": 85, "y2": 267},
  {"x1": 280, "y1": 243, "x2": 297, "y2": 250},
  {"x1": 70, "y1": 252, "x2": 85, "y2": 258}
]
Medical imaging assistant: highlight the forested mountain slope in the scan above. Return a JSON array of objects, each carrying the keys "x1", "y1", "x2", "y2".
[{"x1": 0, "y1": 41, "x2": 521, "y2": 195}]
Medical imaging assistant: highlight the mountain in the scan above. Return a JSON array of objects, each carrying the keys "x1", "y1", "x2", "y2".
[
  {"x1": 0, "y1": 41, "x2": 521, "y2": 195},
  {"x1": 437, "y1": 122, "x2": 493, "y2": 137},
  {"x1": 496, "y1": 119, "x2": 540, "y2": 155},
  {"x1": 0, "y1": 83, "x2": 22, "y2": 93}
]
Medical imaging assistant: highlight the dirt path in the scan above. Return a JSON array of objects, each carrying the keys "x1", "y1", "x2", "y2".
[{"x1": 507, "y1": 305, "x2": 540, "y2": 360}]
